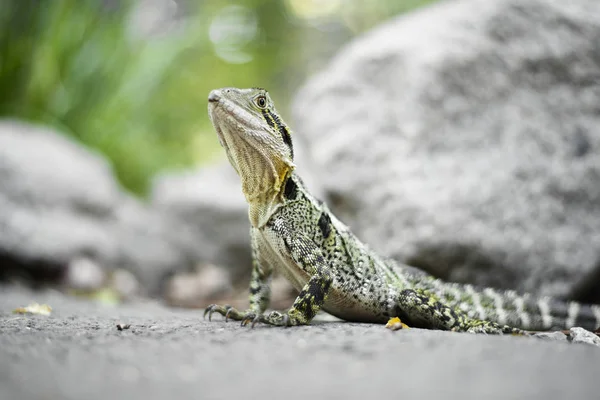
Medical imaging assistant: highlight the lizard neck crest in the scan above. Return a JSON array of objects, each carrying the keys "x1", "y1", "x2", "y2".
[{"x1": 208, "y1": 87, "x2": 295, "y2": 227}]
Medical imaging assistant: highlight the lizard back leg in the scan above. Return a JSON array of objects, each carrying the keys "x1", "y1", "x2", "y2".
[{"x1": 393, "y1": 289, "x2": 524, "y2": 334}]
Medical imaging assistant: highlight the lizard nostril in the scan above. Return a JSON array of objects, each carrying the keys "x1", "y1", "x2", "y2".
[{"x1": 208, "y1": 91, "x2": 220, "y2": 103}]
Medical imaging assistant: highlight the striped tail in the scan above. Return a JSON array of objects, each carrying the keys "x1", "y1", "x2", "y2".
[{"x1": 441, "y1": 283, "x2": 600, "y2": 331}]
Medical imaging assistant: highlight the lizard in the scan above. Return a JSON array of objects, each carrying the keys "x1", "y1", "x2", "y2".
[{"x1": 204, "y1": 87, "x2": 600, "y2": 334}]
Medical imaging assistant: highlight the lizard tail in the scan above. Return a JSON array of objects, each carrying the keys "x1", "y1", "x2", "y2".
[
  {"x1": 537, "y1": 300, "x2": 600, "y2": 332},
  {"x1": 441, "y1": 283, "x2": 600, "y2": 331}
]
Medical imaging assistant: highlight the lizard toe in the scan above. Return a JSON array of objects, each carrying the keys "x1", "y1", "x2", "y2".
[
  {"x1": 241, "y1": 312, "x2": 256, "y2": 327},
  {"x1": 203, "y1": 304, "x2": 219, "y2": 321},
  {"x1": 204, "y1": 304, "x2": 237, "y2": 322},
  {"x1": 224, "y1": 305, "x2": 235, "y2": 322}
]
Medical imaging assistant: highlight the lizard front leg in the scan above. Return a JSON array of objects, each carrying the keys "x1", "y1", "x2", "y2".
[
  {"x1": 394, "y1": 289, "x2": 525, "y2": 335},
  {"x1": 205, "y1": 228, "x2": 272, "y2": 323},
  {"x1": 252, "y1": 219, "x2": 333, "y2": 327},
  {"x1": 215, "y1": 218, "x2": 333, "y2": 327},
  {"x1": 254, "y1": 270, "x2": 333, "y2": 326}
]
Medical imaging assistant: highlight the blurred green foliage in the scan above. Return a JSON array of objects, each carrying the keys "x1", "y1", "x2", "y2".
[{"x1": 0, "y1": 0, "x2": 436, "y2": 196}]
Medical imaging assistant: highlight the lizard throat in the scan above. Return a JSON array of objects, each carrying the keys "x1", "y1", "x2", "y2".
[{"x1": 211, "y1": 109, "x2": 294, "y2": 227}]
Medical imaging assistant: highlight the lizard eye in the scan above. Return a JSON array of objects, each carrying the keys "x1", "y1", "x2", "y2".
[{"x1": 255, "y1": 95, "x2": 267, "y2": 109}]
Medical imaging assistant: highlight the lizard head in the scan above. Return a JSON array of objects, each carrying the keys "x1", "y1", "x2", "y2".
[{"x1": 208, "y1": 87, "x2": 296, "y2": 211}]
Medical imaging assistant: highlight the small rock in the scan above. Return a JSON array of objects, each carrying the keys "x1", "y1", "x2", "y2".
[
  {"x1": 532, "y1": 331, "x2": 568, "y2": 342},
  {"x1": 569, "y1": 327, "x2": 600, "y2": 347},
  {"x1": 66, "y1": 258, "x2": 106, "y2": 291},
  {"x1": 116, "y1": 323, "x2": 131, "y2": 331},
  {"x1": 110, "y1": 269, "x2": 141, "y2": 299}
]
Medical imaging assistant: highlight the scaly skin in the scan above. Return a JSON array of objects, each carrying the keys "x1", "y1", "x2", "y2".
[{"x1": 205, "y1": 87, "x2": 600, "y2": 334}]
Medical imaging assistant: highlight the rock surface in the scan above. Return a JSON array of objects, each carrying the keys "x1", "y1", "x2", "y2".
[
  {"x1": 0, "y1": 286, "x2": 599, "y2": 400},
  {"x1": 0, "y1": 120, "x2": 199, "y2": 294},
  {"x1": 292, "y1": 0, "x2": 600, "y2": 301}
]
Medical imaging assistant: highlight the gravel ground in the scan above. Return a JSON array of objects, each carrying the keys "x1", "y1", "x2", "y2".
[{"x1": 1, "y1": 285, "x2": 599, "y2": 400}]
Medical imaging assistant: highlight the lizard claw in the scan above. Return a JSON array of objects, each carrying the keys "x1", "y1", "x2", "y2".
[
  {"x1": 204, "y1": 304, "x2": 236, "y2": 322},
  {"x1": 240, "y1": 313, "x2": 257, "y2": 327},
  {"x1": 224, "y1": 306, "x2": 234, "y2": 322},
  {"x1": 203, "y1": 304, "x2": 217, "y2": 321}
]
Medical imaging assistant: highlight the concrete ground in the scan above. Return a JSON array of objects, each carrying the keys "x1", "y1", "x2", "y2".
[{"x1": 1, "y1": 285, "x2": 598, "y2": 400}]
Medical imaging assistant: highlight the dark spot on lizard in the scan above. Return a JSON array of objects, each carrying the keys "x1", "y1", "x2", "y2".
[
  {"x1": 546, "y1": 299, "x2": 568, "y2": 319},
  {"x1": 281, "y1": 234, "x2": 292, "y2": 253},
  {"x1": 284, "y1": 177, "x2": 297, "y2": 200},
  {"x1": 308, "y1": 277, "x2": 331, "y2": 305},
  {"x1": 318, "y1": 212, "x2": 332, "y2": 238},
  {"x1": 266, "y1": 109, "x2": 294, "y2": 158},
  {"x1": 261, "y1": 109, "x2": 275, "y2": 128},
  {"x1": 249, "y1": 285, "x2": 261, "y2": 295}
]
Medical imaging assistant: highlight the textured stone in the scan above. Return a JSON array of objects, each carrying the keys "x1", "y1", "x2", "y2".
[
  {"x1": 533, "y1": 331, "x2": 568, "y2": 343},
  {"x1": 292, "y1": 0, "x2": 600, "y2": 301},
  {"x1": 569, "y1": 327, "x2": 600, "y2": 347},
  {"x1": 0, "y1": 120, "x2": 198, "y2": 294}
]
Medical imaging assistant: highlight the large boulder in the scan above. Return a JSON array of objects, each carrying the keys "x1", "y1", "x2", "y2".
[
  {"x1": 292, "y1": 0, "x2": 600, "y2": 301},
  {"x1": 0, "y1": 120, "x2": 198, "y2": 294}
]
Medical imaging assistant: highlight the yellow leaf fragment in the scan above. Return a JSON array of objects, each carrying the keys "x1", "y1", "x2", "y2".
[
  {"x1": 385, "y1": 317, "x2": 409, "y2": 331},
  {"x1": 13, "y1": 303, "x2": 52, "y2": 316}
]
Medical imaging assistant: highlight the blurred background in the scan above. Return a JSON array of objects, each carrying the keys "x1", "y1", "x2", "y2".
[{"x1": 0, "y1": 0, "x2": 435, "y2": 196}]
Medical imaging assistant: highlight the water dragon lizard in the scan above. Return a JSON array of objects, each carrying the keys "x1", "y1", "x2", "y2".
[{"x1": 205, "y1": 87, "x2": 600, "y2": 334}]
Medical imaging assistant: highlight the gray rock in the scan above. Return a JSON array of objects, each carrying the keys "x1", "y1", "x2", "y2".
[
  {"x1": 65, "y1": 258, "x2": 107, "y2": 291},
  {"x1": 292, "y1": 0, "x2": 600, "y2": 300},
  {"x1": 0, "y1": 120, "x2": 198, "y2": 294},
  {"x1": 569, "y1": 327, "x2": 600, "y2": 347},
  {"x1": 533, "y1": 331, "x2": 568, "y2": 343}
]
